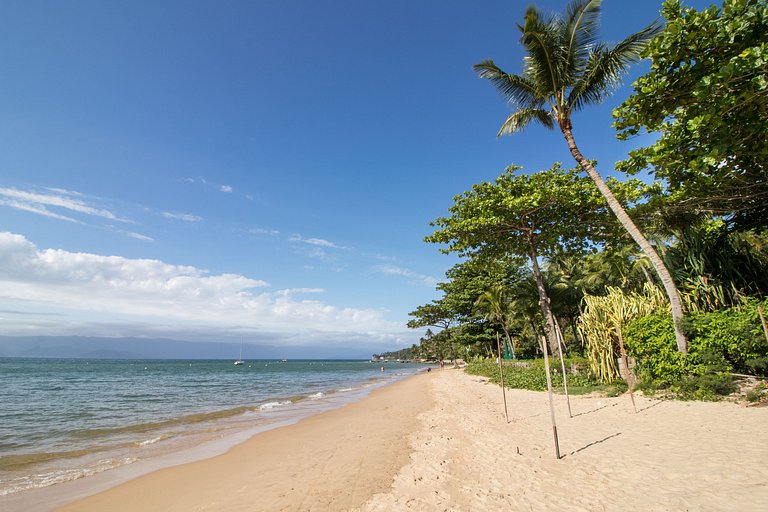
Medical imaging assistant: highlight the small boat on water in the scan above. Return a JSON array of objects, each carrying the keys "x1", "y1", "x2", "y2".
[{"x1": 234, "y1": 339, "x2": 245, "y2": 365}]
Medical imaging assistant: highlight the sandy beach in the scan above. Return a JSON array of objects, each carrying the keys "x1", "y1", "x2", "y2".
[{"x1": 46, "y1": 368, "x2": 768, "y2": 511}]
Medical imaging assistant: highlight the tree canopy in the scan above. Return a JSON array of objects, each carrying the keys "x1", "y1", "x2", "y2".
[
  {"x1": 614, "y1": 0, "x2": 768, "y2": 229},
  {"x1": 427, "y1": 163, "x2": 646, "y2": 353}
]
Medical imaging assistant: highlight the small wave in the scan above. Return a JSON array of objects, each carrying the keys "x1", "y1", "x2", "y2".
[
  {"x1": 135, "y1": 435, "x2": 168, "y2": 447},
  {"x1": 338, "y1": 387, "x2": 354, "y2": 392},
  {"x1": 72, "y1": 406, "x2": 252, "y2": 439},
  {"x1": 258, "y1": 400, "x2": 292, "y2": 411},
  {"x1": 0, "y1": 447, "x2": 103, "y2": 472},
  {"x1": 308, "y1": 392, "x2": 324, "y2": 399},
  {"x1": 0, "y1": 457, "x2": 138, "y2": 496}
]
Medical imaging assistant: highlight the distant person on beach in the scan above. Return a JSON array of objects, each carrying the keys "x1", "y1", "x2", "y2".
[{"x1": 380, "y1": 366, "x2": 384, "y2": 372}]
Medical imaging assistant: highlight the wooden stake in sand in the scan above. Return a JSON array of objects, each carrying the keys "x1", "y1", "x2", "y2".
[
  {"x1": 541, "y1": 335, "x2": 561, "y2": 460},
  {"x1": 496, "y1": 333, "x2": 509, "y2": 423},
  {"x1": 553, "y1": 317, "x2": 572, "y2": 418}
]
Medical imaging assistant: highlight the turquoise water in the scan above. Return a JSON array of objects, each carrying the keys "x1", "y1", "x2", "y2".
[{"x1": 0, "y1": 358, "x2": 423, "y2": 496}]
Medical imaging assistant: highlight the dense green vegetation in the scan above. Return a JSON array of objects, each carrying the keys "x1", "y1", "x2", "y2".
[
  {"x1": 407, "y1": 0, "x2": 768, "y2": 402},
  {"x1": 465, "y1": 357, "x2": 627, "y2": 396}
]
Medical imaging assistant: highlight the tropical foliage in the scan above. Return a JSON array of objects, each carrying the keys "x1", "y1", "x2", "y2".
[
  {"x1": 405, "y1": 0, "x2": 768, "y2": 401},
  {"x1": 614, "y1": 0, "x2": 768, "y2": 230},
  {"x1": 473, "y1": 0, "x2": 688, "y2": 353}
]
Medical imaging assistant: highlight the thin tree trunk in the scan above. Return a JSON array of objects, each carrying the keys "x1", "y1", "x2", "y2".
[
  {"x1": 567, "y1": 310, "x2": 582, "y2": 347},
  {"x1": 528, "y1": 245, "x2": 559, "y2": 354},
  {"x1": 561, "y1": 127, "x2": 688, "y2": 353},
  {"x1": 639, "y1": 262, "x2": 654, "y2": 286}
]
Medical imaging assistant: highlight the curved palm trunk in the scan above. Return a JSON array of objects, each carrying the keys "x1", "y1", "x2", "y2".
[{"x1": 561, "y1": 127, "x2": 688, "y2": 353}]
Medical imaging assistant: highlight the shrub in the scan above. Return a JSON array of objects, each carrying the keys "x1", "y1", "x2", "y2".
[
  {"x1": 623, "y1": 300, "x2": 768, "y2": 399},
  {"x1": 671, "y1": 374, "x2": 738, "y2": 401},
  {"x1": 625, "y1": 301, "x2": 768, "y2": 379},
  {"x1": 465, "y1": 357, "x2": 598, "y2": 392},
  {"x1": 686, "y1": 303, "x2": 768, "y2": 376},
  {"x1": 624, "y1": 313, "x2": 690, "y2": 385}
]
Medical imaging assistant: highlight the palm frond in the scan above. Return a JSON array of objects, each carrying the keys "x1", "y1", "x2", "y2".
[
  {"x1": 567, "y1": 19, "x2": 663, "y2": 112},
  {"x1": 473, "y1": 60, "x2": 542, "y2": 108},
  {"x1": 497, "y1": 108, "x2": 554, "y2": 137},
  {"x1": 563, "y1": 0, "x2": 602, "y2": 77},
  {"x1": 518, "y1": 6, "x2": 564, "y2": 98}
]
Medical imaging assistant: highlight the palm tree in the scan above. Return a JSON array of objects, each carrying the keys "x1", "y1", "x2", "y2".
[
  {"x1": 475, "y1": 285, "x2": 517, "y2": 359},
  {"x1": 473, "y1": 0, "x2": 688, "y2": 352}
]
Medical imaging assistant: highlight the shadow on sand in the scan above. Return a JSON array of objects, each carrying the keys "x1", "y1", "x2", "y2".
[
  {"x1": 571, "y1": 402, "x2": 616, "y2": 418},
  {"x1": 564, "y1": 432, "x2": 622, "y2": 458},
  {"x1": 635, "y1": 399, "x2": 664, "y2": 413}
]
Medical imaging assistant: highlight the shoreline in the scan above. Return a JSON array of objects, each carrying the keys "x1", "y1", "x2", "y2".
[
  {"x1": 0, "y1": 360, "x2": 424, "y2": 510},
  {"x1": 48, "y1": 370, "x2": 434, "y2": 512},
  {"x1": 7, "y1": 368, "x2": 768, "y2": 511}
]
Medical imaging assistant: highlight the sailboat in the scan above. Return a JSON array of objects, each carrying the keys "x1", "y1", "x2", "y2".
[{"x1": 234, "y1": 339, "x2": 245, "y2": 365}]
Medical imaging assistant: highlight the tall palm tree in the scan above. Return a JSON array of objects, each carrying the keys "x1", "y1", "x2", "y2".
[{"x1": 473, "y1": 0, "x2": 688, "y2": 353}]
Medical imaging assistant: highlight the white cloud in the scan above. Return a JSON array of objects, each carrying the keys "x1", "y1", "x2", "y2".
[
  {"x1": 0, "y1": 197, "x2": 79, "y2": 222},
  {"x1": 289, "y1": 234, "x2": 344, "y2": 249},
  {"x1": 220, "y1": 185, "x2": 233, "y2": 193},
  {"x1": 0, "y1": 187, "x2": 129, "y2": 222},
  {"x1": 249, "y1": 227, "x2": 280, "y2": 236},
  {"x1": 0, "y1": 232, "x2": 406, "y2": 344},
  {"x1": 125, "y1": 232, "x2": 155, "y2": 242},
  {"x1": 375, "y1": 264, "x2": 438, "y2": 287},
  {"x1": 276, "y1": 288, "x2": 325, "y2": 297},
  {"x1": 162, "y1": 211, "x2": 203, "y2": 222}
]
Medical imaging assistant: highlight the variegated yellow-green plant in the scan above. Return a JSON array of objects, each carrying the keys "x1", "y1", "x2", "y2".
[{"x1": 579, "y1": 284, "x2": 668, "y2": 383}]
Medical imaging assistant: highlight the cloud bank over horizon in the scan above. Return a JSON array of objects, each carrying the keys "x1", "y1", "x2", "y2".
[{"x1": 0, "y1": 232, "x2": 412, "y2": 349}]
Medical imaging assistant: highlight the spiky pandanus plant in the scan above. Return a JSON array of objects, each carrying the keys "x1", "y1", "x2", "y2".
[
  {"x1": 579, "y1": 284, "x2": 668, "y2": 383},
  {"x1": 473, "y1": 0, "x2": 688, "y2": 353}
]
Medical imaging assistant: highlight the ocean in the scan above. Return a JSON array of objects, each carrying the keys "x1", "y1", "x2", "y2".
[{"x1": 0, "y1": 357, "x2": 424, "y2": 499}]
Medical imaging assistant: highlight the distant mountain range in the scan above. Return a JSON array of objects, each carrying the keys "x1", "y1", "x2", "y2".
[{"x1": 0, "y1": 336, "x2": 372, "y2": 360}]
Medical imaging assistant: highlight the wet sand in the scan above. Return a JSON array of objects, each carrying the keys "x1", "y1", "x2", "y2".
[{"x1": 53, "y1": 371, "x2": 433, "y2": 512}]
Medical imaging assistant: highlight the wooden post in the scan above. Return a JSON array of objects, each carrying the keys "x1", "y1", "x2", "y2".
[
  {"x1": 541, "y1": 335, "x2": 560, "y2": 459},
  {"x1": 554, "y1": 317, "x2": 572, "y2": 418},
  {"x1": 497, "y1": 333, "x2": 509, "y2": 423},
  {"x1": 615, "y1": 325, "x2": 637, "y2": 413},
  {"x1": 759, "y1": 305, "x2": 768, "y2": 343}
]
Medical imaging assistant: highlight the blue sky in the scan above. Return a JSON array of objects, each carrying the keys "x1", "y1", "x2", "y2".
[{"x1": 0, "y1": 0, "x2": 709, "y2": 355}]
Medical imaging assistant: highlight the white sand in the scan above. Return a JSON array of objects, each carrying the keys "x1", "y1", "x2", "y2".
[{"x1": 358, "y1": 369, "x2": 768, "y2": 511}]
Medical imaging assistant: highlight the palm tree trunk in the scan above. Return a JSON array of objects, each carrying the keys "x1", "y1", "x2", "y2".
[{"x1": 561, "y1": 127, "x2": 688, "y2": 353}]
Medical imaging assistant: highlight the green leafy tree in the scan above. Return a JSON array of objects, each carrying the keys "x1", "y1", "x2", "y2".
[
  {"x1": 473, "y1": 0, "x2": 689, "y2": 353},
  {"x1": 427, "y1": 163, "x2": 643, "y2": 355},
  {"x1": 407, "y1": 300, "x2": 462, "y2": 365},
  {"x1": 614, "y1": 0, "x2": 768, "y2": 230}
]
